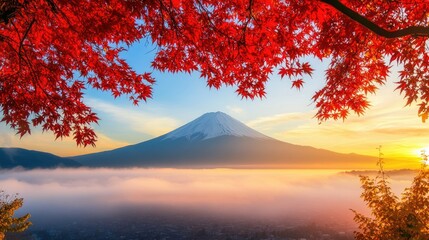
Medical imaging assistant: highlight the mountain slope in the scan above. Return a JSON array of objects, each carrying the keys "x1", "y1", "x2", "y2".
[
  {"x1": 160, "y1": 111, "x2": 270, "y2": 141},
  {"x1": 72, "y1": 112, "x2": 377, "y2": 169},
  {"x1": 0, "y1": 148, "x2": 81, "y2": 169}
]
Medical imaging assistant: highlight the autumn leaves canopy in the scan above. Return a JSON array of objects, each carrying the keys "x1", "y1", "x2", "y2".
[{"x1": 1, "y1": 0, "x2": 429, "y2": 146}]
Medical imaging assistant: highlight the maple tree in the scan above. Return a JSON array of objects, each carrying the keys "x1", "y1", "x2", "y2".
[{"x1": 1, "y1": 0, "x2": 429, "y2": 146}]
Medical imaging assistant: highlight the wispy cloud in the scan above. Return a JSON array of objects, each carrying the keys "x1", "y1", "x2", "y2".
[
  {"x1": 0, "y1": 127, "x2": 130, "y2": 157},
  {"x1": 87, "y1": 98, "x2": 179, "y2": 138},
  {"x1": 226, "y1": 105, "x2": 244, "y2": 115},
  {"x1": 247, "y1": 112, "x2": 313, "y2": 129},
  {"x1": 0, "y1": 130, "x2": 13, "y2": 147},
  {"x1": 242, "y1": 88, "x2": 427, "y2": 167}
]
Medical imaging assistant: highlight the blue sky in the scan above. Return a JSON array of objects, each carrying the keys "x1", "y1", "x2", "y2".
[{"x1": 1, "y1": 40, "x2": 428, "y2": 168}]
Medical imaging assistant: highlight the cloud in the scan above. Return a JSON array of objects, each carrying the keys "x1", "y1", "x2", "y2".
[
  {"x1": 0, "y1": 168, "x2": 377, "y2": 225},
  {"x1": 373, "y1": 127, "x2": 429, "y2": 136},
  {"x1": 0, "y1": 130, "x2": 13, "y2": 147},
  {"x1": 0, "y1": 127, "x2": 130, "y2": 157},
  {"x1": 247, "y1": 112, "x2": 313, "y2": 129},
  {"x1": 1, "y1": 99, "x2": 178, "y2": 156},
  {"x1": 241, "y1": 89, "x2": 426, "y2": 167},
  {"x1": 226, "y1": 105, "x2": 244, "y2": 114},
  {"x1": 87, "y1": 98, "x2": 179, "y2": 137}
]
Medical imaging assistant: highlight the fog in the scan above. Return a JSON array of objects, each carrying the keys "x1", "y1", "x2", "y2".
[{"x1": 0, "y1": 168, "x2": 416, "y2": 230}]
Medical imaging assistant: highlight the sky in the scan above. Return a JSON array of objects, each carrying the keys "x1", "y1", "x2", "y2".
[{"x1": 0, "y1": 40, "x2": 428, "y2": 169}]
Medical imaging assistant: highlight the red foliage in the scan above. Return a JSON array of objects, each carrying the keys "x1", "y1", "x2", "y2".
[
  {"x1": 1, "y1": 0, "x2": 429, "y2": 145},
  {"x1": 0, "y1": 0, "x2": 152, "y2": 146}
]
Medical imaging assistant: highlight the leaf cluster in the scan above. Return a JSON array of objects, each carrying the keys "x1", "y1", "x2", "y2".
[
  {"x1": 0, "y1": 191, "x2": 31, "y2": 240},
  {"x1": 353, "y1": 166, "x2": 429, "y2": 240}
]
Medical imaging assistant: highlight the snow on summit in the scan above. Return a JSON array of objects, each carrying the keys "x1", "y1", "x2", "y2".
[{"x1": 161, "y1": 112, "x2": 270, "y2": 141}]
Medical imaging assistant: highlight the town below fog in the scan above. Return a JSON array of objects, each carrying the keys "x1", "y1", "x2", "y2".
[{"x1": 8, "y1": 211, "x2": 354, "y2": 240}]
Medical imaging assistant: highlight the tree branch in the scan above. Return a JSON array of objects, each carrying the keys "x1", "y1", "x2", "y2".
[
  {"x1": 320, "y1": 0, "x2": 429, "y2": 38},
  {"x1": 19, "y1": 17, "x2": 35, "y2": 55}
]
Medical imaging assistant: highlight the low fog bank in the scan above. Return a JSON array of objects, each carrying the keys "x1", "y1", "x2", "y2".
[{"x1": 0, "y1": 168, "x2": 416, "y2": 230}]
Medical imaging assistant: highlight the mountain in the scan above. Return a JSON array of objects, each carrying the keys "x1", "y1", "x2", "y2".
[
  {"x1": 0, "y1": 148, "x2": 81, "y2": 169},
  {"x1": 72, "y1": 111, "x2": 377, "y2": 169},
  {"x1": 160, "y1": 111, "x2": 270, "y2": 141}
]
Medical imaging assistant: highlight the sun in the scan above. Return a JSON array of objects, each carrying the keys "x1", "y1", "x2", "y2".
[
  {"x1": 412, "y1": 147, "x2": 429, "y2": 165},
  {"x1": 418, "y1": 147, "x2": 429, "y2": 165}
]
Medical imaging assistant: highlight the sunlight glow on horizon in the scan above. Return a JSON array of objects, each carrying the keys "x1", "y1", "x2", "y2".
[{"x1": 418, "y1": 148, "x2": 429, "y2": 166}]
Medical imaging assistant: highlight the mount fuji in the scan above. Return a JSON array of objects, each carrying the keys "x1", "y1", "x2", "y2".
[
  {"x1": 159, "y1": 111, "x2": 270, "y2": 141},
  {"x1": 72, "y1": 111, "x2": 376, "y2": 168}
]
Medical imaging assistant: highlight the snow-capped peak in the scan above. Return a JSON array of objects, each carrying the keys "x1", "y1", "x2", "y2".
[{"x1": 161, "y1": 111, "x2": 269, "y2": 141}]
